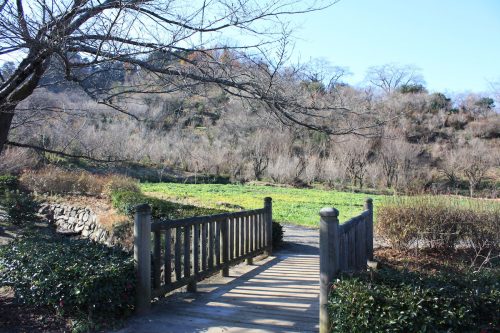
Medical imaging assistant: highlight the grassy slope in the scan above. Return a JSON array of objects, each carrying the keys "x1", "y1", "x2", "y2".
[{"x1": 141, "y1": 183, "x2": 388, "y2": 227}]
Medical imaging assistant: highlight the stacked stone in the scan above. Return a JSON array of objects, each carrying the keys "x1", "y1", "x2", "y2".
[{"x1": 39, "y1": 204, "x2": 113, "y2": 245}]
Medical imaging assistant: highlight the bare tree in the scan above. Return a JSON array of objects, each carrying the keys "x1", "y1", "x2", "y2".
[
  {"x1": 458, "y1": 141, "x2": 493, "y2": 197},
  {"x1": 365, "y1": 63, "x2": 425, "y2": 95},
  {"x1": 338, "y1": 136, "x2": 372, "y2": 189},
  {"x1": 439, "y1": 149, "x2": 463, "y2": 187},
  {"x1": 0, "y1": 0, "x2": 348, "y2": 155}
]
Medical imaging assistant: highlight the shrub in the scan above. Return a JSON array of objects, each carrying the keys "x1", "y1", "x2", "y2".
[
  {"x1": 0, "y1": 190, "x2": 39, "y2": 226},
  {"x1": 111, "y1": 190, "x2": 224, "y2": 219},
  {"x1": 102, "y1": 175, "x2": 140, "y2": 197},
  {"x1": 272, "y1": 221, "x2": 283, "y2": 248},
  {"x1": 0, "y1": 174, "x2": 19, "y2": 192},
  {"x1": 19, "y1": 166, "x2": 140, "y2": 197},
  {"x1": 376, "y1": 196, "x2": 500, "y2": 251},
  {"x1": 328, "y1": 268, "x2": 500, "y2": 332},
  {"x1": 0, "y1": 236, "x2": 135, "y2": 323}
]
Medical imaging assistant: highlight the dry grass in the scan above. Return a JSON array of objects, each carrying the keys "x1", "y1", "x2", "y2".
[
  {"x1": 19, "y1": 166, "x2": 139, "y2": 197},
  {"x1": 376, "y1": 196, "x2": 500, "y2": 252}
]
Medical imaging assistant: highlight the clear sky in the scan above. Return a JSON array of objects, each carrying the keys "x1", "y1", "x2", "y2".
[{"x1": 290, "y1": 0, "x2": 500, "y2": 95}]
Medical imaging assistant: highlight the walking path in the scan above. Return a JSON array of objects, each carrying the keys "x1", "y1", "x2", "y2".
[{"x1": 114, "y1": 224, "x2": 321, "y2": 333}]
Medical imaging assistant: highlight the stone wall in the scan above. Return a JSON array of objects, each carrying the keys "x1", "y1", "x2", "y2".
[{"x1": 39, "y1": 203, "x2": 117, "y2": 246}]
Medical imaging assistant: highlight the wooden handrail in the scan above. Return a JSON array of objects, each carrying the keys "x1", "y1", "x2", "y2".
[{"x1": 133, "y1": 197, "x2": 273, "y2": 314}]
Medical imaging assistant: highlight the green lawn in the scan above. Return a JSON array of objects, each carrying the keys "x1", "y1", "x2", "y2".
[{"x1": 141, "y1": 183, "x2": 388, "y2": 227}]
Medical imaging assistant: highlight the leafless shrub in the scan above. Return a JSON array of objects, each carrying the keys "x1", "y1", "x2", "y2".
[
  {"x1": 19, "y1": 167, "x2": 138, "y2": 197},
  {"x1": 0, "y1": 147, "x2": 39, "y2": 174},
  {"x1": 376, "y1": 196, "x2": 500, "y2": 254}
]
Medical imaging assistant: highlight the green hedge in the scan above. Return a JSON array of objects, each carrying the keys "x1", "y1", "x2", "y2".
[
  {"x1": 0, "y1": 237, "x2": 135, "y2": 322},
  {"x1": 0, "y1": 174, "x2": 19, "y2": 192},
  {"x1": 111, "y1": 190, "x2": 224, "y2": 219},
  {"x1": 328, "y1": 268, "x2": 499, "y2": 332},
  {"x1": 0, "y1": 174, "x2": 39, "y2": 226}
]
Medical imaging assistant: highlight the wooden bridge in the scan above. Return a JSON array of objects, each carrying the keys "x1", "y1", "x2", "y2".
[{"x1": 116, "y1": 198, "x2": 373, "y2": 333}]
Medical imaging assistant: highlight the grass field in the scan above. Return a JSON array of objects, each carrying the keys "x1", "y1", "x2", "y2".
[{"x1": 141, "y1": 183, "x2": 388, "y2": 227}]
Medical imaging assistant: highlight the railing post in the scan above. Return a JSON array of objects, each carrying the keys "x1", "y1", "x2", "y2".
[
  {"x1": 264, "y1": 197, "x2": 273, "y2": 256},
  {"x1": 319, "y1": 207, "x2": 339, "y2": 333},
  {"x1": 221, "y1": 218, "x2": 230, "y2": 276},
  {"x1": 365, "y1": 198, "x2": 374, "y2": 261},
  {"x1": 134, "y1": 204, "x2": 152, "y2": 314}
]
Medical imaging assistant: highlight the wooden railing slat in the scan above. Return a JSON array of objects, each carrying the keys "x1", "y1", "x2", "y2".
[
  {"x1": 201, "y1": 222, "x2": 207, "y2": 271},
  {"x1": 229, "y1": 217, "x2": 234, "y2": 260},
  {"x1": 239, "y1": 217, "x2": 244, "y2": 256},
  {"x1": 164, "y1": 228, "x2": 172, "y2": 285},
  {"x1": 175, "y1": 227, "x2": 182, "y2": 281},
  {"x1": 193, "y1": 224, "x2": 200, "y2": 274},
  {"x1": 215, "y1": 220, "x2": 221, "y2": 265},
  {"x1": 235, "y1": 217, "x2": 240, "y2": 258},
  {"x1": 183, "y1": 225, "x2": 191, "y2": 278},
  {"x1": 153, "y1": 230, "x2": 161, "y2": 289},
  {"x1": 208, "y1": 221, "x2": 214, "y2": 269},
  {"x1": 244, "y1": 215, "x2": 249, "y2": 255}
]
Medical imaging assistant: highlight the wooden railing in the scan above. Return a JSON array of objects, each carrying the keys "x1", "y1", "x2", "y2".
[
  {"x1": 133, "y1": 197, "x2": 273, "y2": 313},
  {"x1": 319, "y1": 198, "x2": 374, "y2": 333}
]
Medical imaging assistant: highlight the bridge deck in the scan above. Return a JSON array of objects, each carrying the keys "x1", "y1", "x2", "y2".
[{"x1": 116, "y1": 252, "x2": 320, "y2": 333}]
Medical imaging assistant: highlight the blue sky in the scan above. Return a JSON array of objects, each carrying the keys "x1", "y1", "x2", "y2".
[{"x1": 290, "y1": 0, "x2": 500, "y2": 94}]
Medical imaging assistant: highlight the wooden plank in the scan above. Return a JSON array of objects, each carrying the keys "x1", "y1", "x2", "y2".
[
  {"x1": 245, "y1": 215, "x2": 249, "y2": 255},
  {"x1": 164, "y1": 228, "x2": 172, "y2": 285},
  {"x1": 221, "y1": 218, "x2": 229, "y2": 276},
  {"x1": 183, "y1": 225, "x2": 191, "y2": 278},
  {"x1": 259, "y1": 213, "x2": 263, "y2": 250},
  {"x1": 338, "y1": 231, "x2": 345, "y2": 272},
  {"x1": 249, "y1": 215, "x2": 256, "y2": 251},
  {"x1": 229, "y1": 217, "x2": 234, "y2": 260},
  {"x1": 240, "y1": 216, "x2": 245, "y2": 257},
  {"x1": 348, "y1": 228, "x2": 355, "y2": 270},
  {"x1": 235, "y1": 217, "x2": 240, "y2": 258},
  {"x1": 215, "y1": 220, "x2": 221, "y2": 265},
  {"x1": 359, "y1": 218, "x2": 367, "y2": 270},
  {"x1": 248, "y1": 214, "x2": 254, "y2": 253},
  {"x1": 153, "y1": 230, "x2": 161, "y2": 290},
  {"x1": 343, "y1": 233, "x2": 348, "y2": 272},
  {"x1": 193, "y1": 223, "x2": 200, "y2": 274},
  {"x1": 201, "y1": 222, "x2": 208, "y2": 271},
  {"x1": 208, "y1": 221, "x2": 214, "y2": 269},
  {"x1": 175, "y1": 227, "x2": 182, "y2": 281}
]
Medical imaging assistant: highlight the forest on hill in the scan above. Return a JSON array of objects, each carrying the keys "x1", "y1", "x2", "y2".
[{"x1": 1, "y1": 54, "x2": 499, "y2": 197}]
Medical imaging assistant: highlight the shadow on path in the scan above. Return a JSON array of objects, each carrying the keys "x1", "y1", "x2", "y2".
[{"x1": 113, "y1": 225, "x2": 321, "y2": 333}]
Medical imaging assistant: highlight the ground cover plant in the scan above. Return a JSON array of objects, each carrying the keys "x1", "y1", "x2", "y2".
[
  {"x1": 328, "y1": 249, "x2": 499, "y2": 333},
  {"x1": 0, "y1": 235, "x2": 135, "y2": 332},
  {"x1": 141, "y1": 183, "x2": 387, "y2": 227}
]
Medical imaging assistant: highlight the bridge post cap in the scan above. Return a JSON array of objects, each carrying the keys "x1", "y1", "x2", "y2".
[
  {"x1": 366, "y1": 198, "x2": 373, "y2": 203},
  {"x1": 264, "y1": 197, "x2": 272, "y2": 202},
  {"x1": 135, "y1": 203, "x2": 151, "y2": 213},
  {"x1": 319, "y1": 207, "x2": 339, "y2": 217}
]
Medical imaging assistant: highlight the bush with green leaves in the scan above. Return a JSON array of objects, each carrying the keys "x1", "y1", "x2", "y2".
[
  {"x1": 328, "y1": 268, "x2": 499, "y2": 333},
  {"x1": 111, "y1": 190, "x2": 224, "y2": 219},
  {"x1": 0, "y1": 174, "x2": 19, "y2": 192},
  {"x1": 0, "y1": 236, "x2": 135, "y2": 322},
  {"x1": 0, "y1": 190, "x2": 39, "y2": 226},
  {"x1": 272, "y1": 221, "x2": 283, "y2": 248}
]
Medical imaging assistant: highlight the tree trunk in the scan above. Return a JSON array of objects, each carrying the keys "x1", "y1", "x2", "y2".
[{"x1": 0, "y1": 108, "x2": 14, "y2": 154}]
